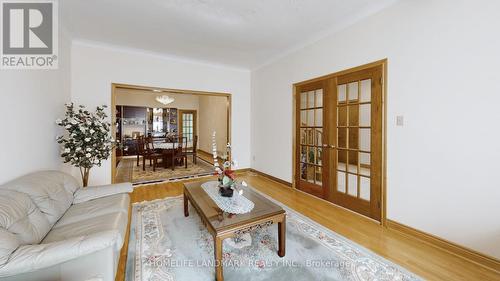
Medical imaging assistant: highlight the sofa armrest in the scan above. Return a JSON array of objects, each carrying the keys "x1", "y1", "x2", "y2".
[
  {"x1": 73, "y1": 182, "x2": 133, "y2": 204},
  {"x1": 0, "y1": 231, "x2": 120, "y2": 278}
]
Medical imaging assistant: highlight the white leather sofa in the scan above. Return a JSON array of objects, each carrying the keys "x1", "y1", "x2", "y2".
[{"x1": 0, "y1": 171, "x2": 133, "y2": 281}]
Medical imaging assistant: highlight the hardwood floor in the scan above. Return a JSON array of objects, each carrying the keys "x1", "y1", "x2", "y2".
[
  {"x1": 114, "y1": 157, "x2": 134, "y2": 183},
  {"x1": 116, "y1": 172, "x2": 500, "y2": 281}
]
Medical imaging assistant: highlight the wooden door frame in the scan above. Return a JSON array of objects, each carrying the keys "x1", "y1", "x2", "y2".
[
  {"x1": 292, "y1": 59, "x2": 388, "y2": 225},
  {"x1": 111, "y1": 83, "x2": 232, "y2": 183},
  {"x1": 178, "y1": 109, "x2": 198, "y2": 143}
]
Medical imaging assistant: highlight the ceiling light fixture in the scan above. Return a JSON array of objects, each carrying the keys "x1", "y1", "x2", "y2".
[{"x1": 156, "y1": 95, "x2": 175, "y2": 105}]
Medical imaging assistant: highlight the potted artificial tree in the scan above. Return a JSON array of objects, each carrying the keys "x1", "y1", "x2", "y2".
[{"x1": 56, "y1": 103, "x2": 113, "y2": 187}]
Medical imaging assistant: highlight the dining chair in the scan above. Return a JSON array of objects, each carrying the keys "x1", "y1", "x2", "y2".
[
  {"x1": 172, "y1": 136, "x2": 188, "y2": 170},
  {"x1": 135, "y1": 136, "x2": 144, "y2": 167},
  {"x1": 140, "y1": 137, "x2": 164, "y2": 172},
  {"x1": 186, "y1": 135, "x2": 198, "y2": 164},
  {"x1": 136, "y1": 136, "x2": 154, "y2": 168}
]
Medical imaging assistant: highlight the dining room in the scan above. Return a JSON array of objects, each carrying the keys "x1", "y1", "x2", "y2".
[{"x1": 112, "y1": 84, "x2": 230, "y2": 184}]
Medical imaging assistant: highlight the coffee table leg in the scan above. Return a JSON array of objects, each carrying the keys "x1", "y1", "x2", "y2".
[
  {"x1": 214, "y1": 236, "x2": 224, "y2": 281},
  {"x1": 278, "y1": 215, "x2": 286, "y2": 257},
  {"x1": 184, "y1": 191, "x2": 189, "y2": 217}
]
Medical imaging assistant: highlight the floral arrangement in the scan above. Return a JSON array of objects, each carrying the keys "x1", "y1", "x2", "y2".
[
  {"x1": 212, "y1": 131, "x2": 239, "y2": 196},
  {"x1": 56, "y1": 103, "x2": 113, "y2": 186}
]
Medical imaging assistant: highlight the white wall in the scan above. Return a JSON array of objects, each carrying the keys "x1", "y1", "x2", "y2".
[
  {"x1": 0, "y1": 29, "x2": 72, "y2": 184},
  {"x1": 198, "y1": 95, "x2": 228, "y2": 154},
  {"x1": 70, "y1": 42, "x2": 251, "y2": 185},
  {"x1": 251, "y1": 0, "x2": 500, "y2": 258}
]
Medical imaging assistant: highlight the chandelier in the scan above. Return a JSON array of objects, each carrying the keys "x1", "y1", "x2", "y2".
[{"x1": 156, "y1": 95, "x2": 175, "y2": 105}]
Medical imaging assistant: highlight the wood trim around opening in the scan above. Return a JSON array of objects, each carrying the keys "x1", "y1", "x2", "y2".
[
  {"x1": 293, "y1": 59, "x2": 388, "y2": 87},
  {"x1": 387, "y1": 220, "x2": 500, "y2": 273},
  {"x1": 111, "y1": 84, "x2": 118, "y2": 183},
  {"x1": 111, "y1": 83, "x2": 232, "y2": 183}
]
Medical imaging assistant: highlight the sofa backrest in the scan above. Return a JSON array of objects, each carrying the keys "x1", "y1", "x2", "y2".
[
  {"x1": 0, "y1": 189, "x2": 52, "y2": 266},
  {"x1": 0, "y1": 171, "x2": 80, "y2": 266},
  {"x1": 0, "y1": 171, "x2": 80, "y2": 227}
]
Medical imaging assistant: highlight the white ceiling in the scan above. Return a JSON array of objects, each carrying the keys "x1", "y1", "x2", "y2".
[{"x1": 61, "y1": 0, "x2": 398, "y2": 69}]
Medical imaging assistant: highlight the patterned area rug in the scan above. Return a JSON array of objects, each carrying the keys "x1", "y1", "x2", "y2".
[
  {"x1": 131, "y1": 157, "x2": 214, "y2": 184},
  {"x1": 125, "y1": 186, "x2": 422, "y2": 281}
]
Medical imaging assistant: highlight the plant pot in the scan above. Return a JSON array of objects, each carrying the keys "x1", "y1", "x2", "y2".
[{"x1": 219, "y1": 185, "x2": 234, "y2": 197}]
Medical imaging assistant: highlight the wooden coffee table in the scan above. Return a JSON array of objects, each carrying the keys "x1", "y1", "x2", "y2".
[{"x1": 183, "y1": 181, "x2": 286, "y2": 281}]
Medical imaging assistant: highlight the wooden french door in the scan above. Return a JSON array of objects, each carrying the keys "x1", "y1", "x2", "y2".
[
  {"x1": 296, "y1": 80, "x2": 331, "y2": 199},
  {"x1": 295, "y1": 63, "x2": 384, "y2": 221},
  {"x1": 179, "y1": 110, "x2": 197, "y2": 143}
]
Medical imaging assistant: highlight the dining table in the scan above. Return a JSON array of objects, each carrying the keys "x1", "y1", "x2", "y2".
[
  {"x1": 151, "y1": 140, "x2": 193, "y2": 168},
  {"x1": 153, "y1": 141, "x2": 193, "y2": 149}
]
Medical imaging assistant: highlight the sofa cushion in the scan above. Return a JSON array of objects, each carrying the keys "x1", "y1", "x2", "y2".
[
  {"x1": 0, "y1": 228, "x2": 20, "y2": 267},
  {"x1": 0, "y1": 230, "x2": 121, "y2": 278},
  {"x1": 55, "y1": 194, "x2": 129, "y2": 228},
  {"x1": 73, "y1": 182, "x2": 133, "y2": 204},
  {"x1": 0, "y1": 171, "x2": 80, "y2": 227},
  {"x1": 43, "y1": 212, "x2": 128, "y2": 249},
  {"x1": 0, "y1": 190, "x2": 51, "y2": 246}
]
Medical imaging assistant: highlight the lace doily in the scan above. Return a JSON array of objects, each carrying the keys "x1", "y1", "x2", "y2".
[{"x1": 201, "y1": 181, "x2": 255, "y2": 214}]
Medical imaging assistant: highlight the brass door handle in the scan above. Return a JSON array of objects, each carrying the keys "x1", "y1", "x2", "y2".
[{"x1": 322, "y1": 144, "x2": 336, "y2": 149}]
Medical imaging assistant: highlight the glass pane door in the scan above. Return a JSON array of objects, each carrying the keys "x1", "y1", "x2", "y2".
[
  {"x1": 296, "y1": 82, "x2": 328, "y2": 199},
  {"x1": 336, "y1": 80, "x2": 371, "y2": 200},
  {"x1": 295, "y1": 63, "x2": 384, "y2": 221},
  {"x1": 179, "y1": 110, "x2": 197, "y2": 146},
  {"x1": 330, "y1": 66, "x2": 383, "y2": 221},
  {"x1": 182, "y1": 113, "x2": 194, "y2": 142}
]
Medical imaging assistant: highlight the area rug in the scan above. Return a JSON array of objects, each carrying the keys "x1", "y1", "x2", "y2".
[
  {"x1": 131, "y1": 157, "x2": 214, "y2": 184},
  {"x1": 125, "y1": 186, "x2": 422, "y2": 281}
]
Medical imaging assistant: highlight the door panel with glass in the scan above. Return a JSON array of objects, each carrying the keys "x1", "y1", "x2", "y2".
[
  {"x1": 179, "y1": 110, "x2": 197, "y2": 144},
  {"x1": 330, "y1": 67, "x2": 382, "y2": 221},
  {"x1": 296, "y1": 81, "x2": 330, "y2": 199},
  {"x1": 295, "y1": 64, "x2": 383, "y2": 221}
]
